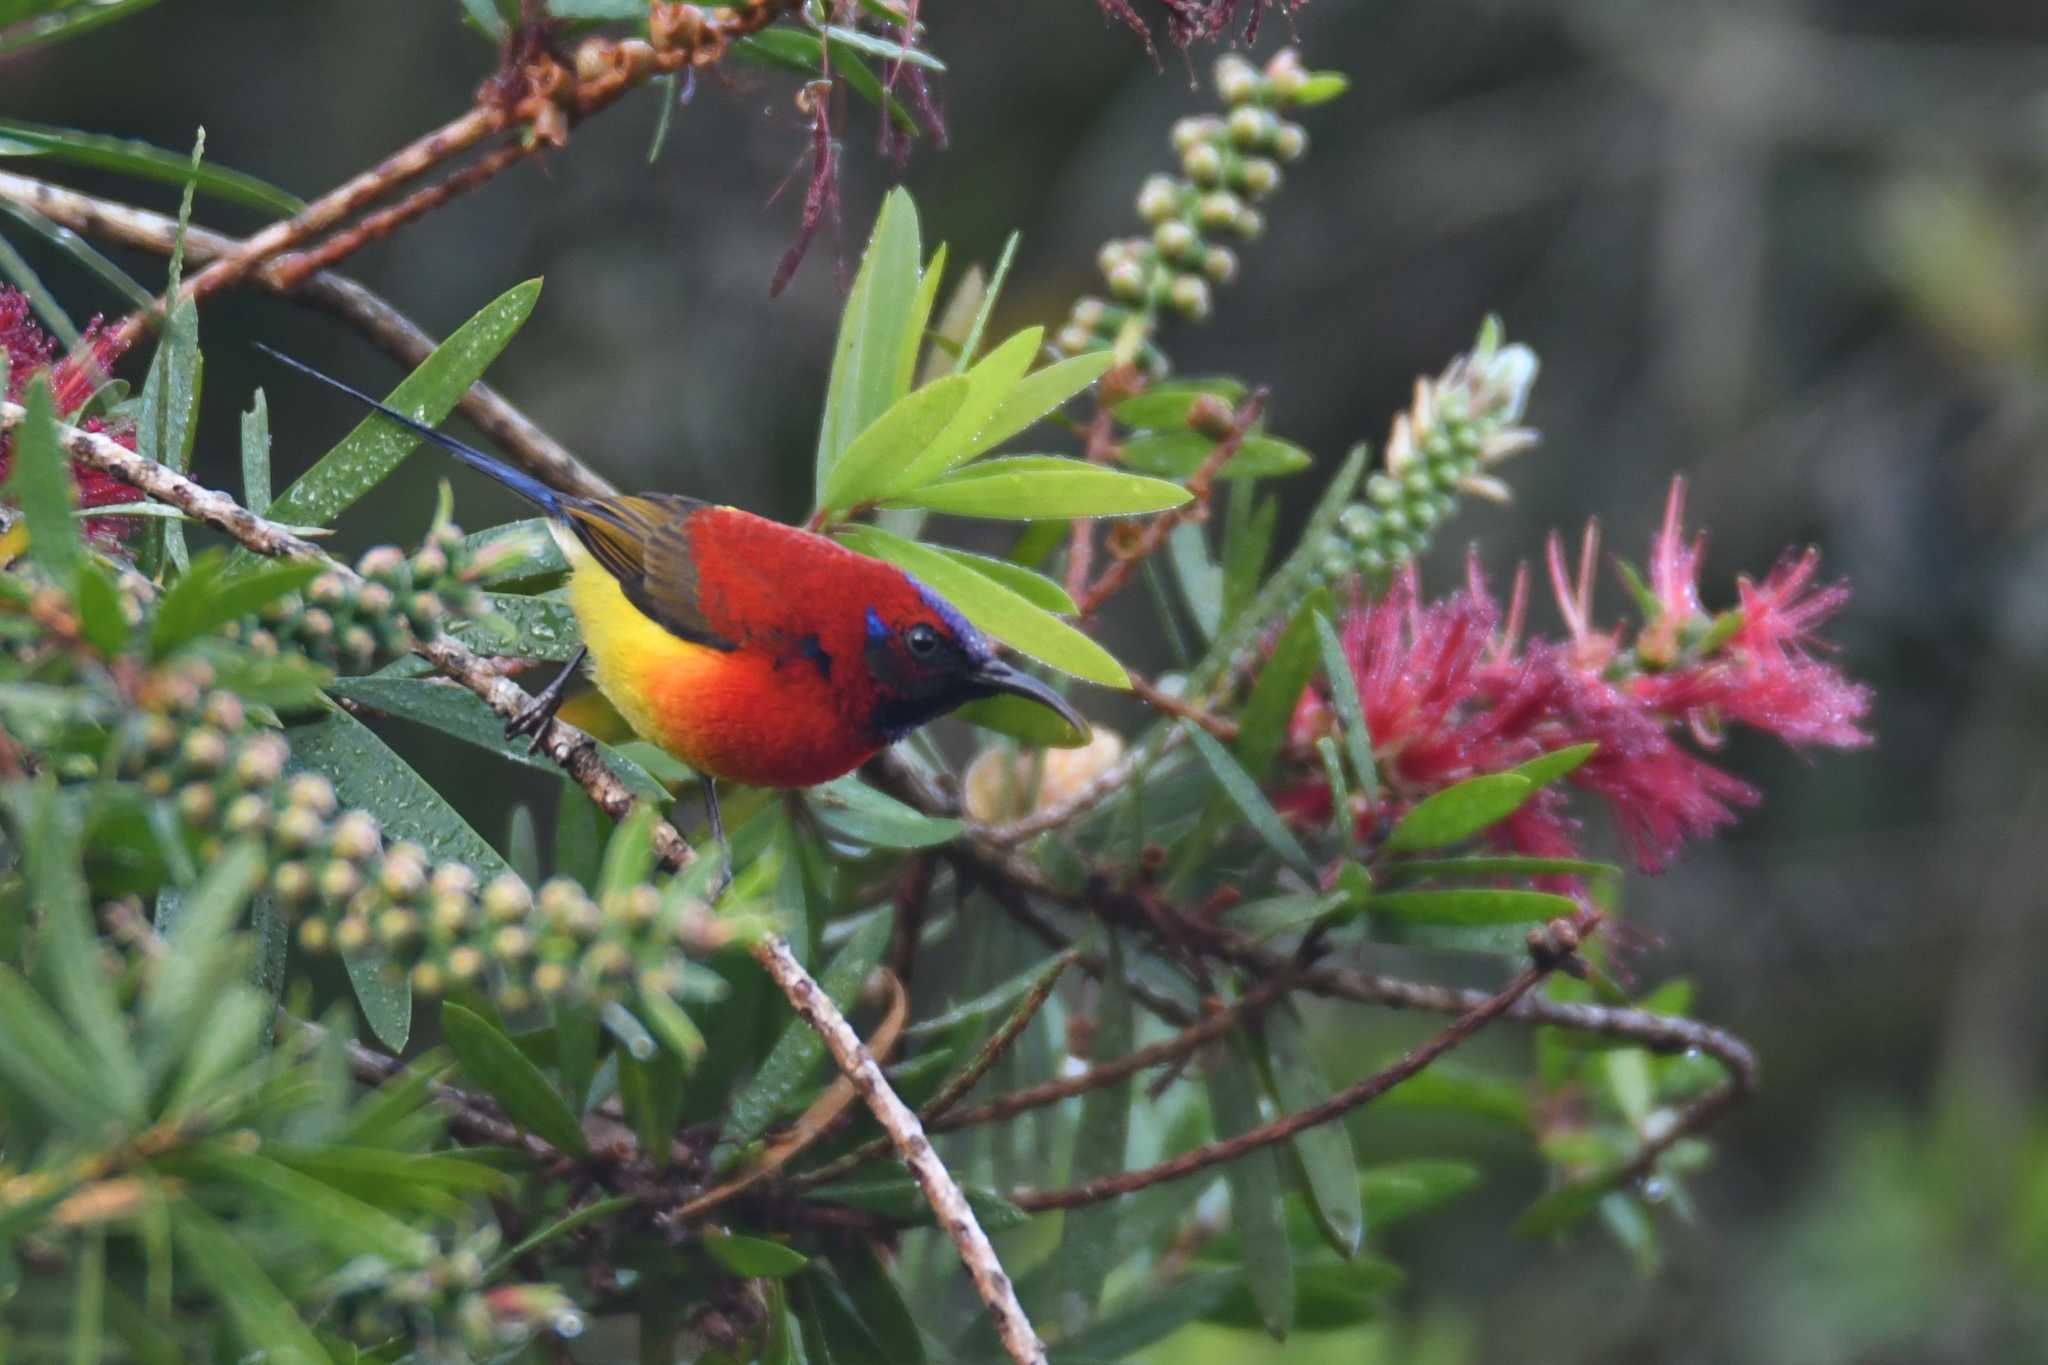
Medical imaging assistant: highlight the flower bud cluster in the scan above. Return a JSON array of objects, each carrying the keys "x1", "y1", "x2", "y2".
[
  {"x1": 1056, "y1": 49, "x2": 1327, "y2": 372},
  {"x1": 1306, "y1": 320, "x2": 1541, "y2": 590},
  {"x1": 113, "y1": 658, "x2": 723, "y2": 1017},
  {"x1": 222, "y1": 524, "x2": 494, "y2": 674}
]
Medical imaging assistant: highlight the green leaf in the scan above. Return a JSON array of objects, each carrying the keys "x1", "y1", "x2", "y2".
[
  {"x1": 836, "y1": 523, "x2": 1127, "y2": 687},
  {"x1": 1202, "y1": 1256, "x2": 1401, "y2": 1333},
  {"x1": 1221, "y1": 487, "x2": 1277, "y2": 630},
  {"x1": 828, "y1": 1241, "x2": 926, "y2": 1365},
  {"x1": 821, "y1": 24, "x2": 944, "y2": 70},
  {"x1": 1384, "y1": 773, "x2": 1536, "y2": 851},
  {"x1": 1052, "y1": 929, "x2": 1135, "y2": 1333},
  {"x1": 824, "y1": 38, "x2": 921, "y2": 137},
  {"x1": 1109, "y1": 378, "x2": 1247, "y2": 428},
  {"x1": 1119, "y1": 430, "x2": 1313, "y2": 481},
  {"x1": 150, "y1": 551, "x2": 322, "y2": 656},
  {"x1": 1210, "y1": 1033, "x2": 1294, "y2": 1339},
  {"x1": 885, "y1": 326, "x2": 1041, "y2": 494},
  {"x1": 0, "y1": 120, "x2": 302, "y2": 214},
  {"x1": 936, "y1": 350, "x2": 1115, "y2": 470},
  {"x1": 1260, "y1": 1000, "x2": 1364, "y2": 1257},
  {"x1": 793, "y1": 1265, "x2": 891, "y2": 1365},
  {"x1": 1365, "y1": 888, "x2": 1578, "y2": 925},
  {"x1": 734, "y1": 27, "x2": 825, "y2": 76},
  {"x1": 134, "y1": 295, "x2": 200, "y2": 576},
  {"x1": 952, "y1": 232, "x2": 1018, "y2": 373},
  {"x1": 1235, "y1": 589, "x2": 1329, "y2": 781},
  {"x1": 819, "y1": 374, "x2": 971, "y2": 513},
  {"x1": 3, "y1": 378, "x2": 81, "y2": 591},
  {"x1": 324, "y1": 675, "x2": 671, "y2": 802},
  {"x1": 1358, "y1": 1159, "x2": 1481, "y2": 1226},
  {"x1": 0, "y1": 195, "x2": 154, "y2": 314},
  {"x1": 1169, "y1": 520, "x2": 1223, "y2": 641},
  {"x1": 1513, "y1": 741, "x2": 1598, "y2": 789},
  {"x1": 0, "y1": 220, "x2": 81, "y2": 345},
  {"x1": 1377, "y1": 1065, "x2": 1533, "y2": 1127},
  {"x1": 1312, "y1": 611, "x2": 1379, "y2": 803},
  {"x1": 0, "y1": 961, "x2": 117, "y2": 1134},
  {"x1": 1048, "y1": 1271, "x2": 1238, "y2": 1363},
  {"x1": 240, "y1": 388, "x2": 271, "y2": 516},
  {"x1": 0, "y1": 1, "x2": 169, "y2": 58},
  {"x1": 807, "y1": 1173, "x2": 1029, "y2": 1231},
  {"x1": 464, "y1": 590, "x2": 583, "y2": 661},
  {"x1": 953, "y1": 693, "x2": 1090, "y2": 748},
  {"x1": 704, "y1": 1233, "x2": 809, "y2": 1278},
  {"x1": 806, "y1": 775, "x2": 963, "y2": 848},
  {"x1": 442, "y1": 1003, "x2": 588, "y2": 1154},
  {"x1": 172, "y1": 1207, "x2": 331, "y2": 1365},
  {"x1": 816, "y1": 189, "x2": 922, "y2": 500},
  {"x1": 721, "y1": 911, "x2": 892, "y2": 1155},
  {"x1": 1514, "y1": 1174, "x2": 1617, "y2": 1238},
  {"x1": 71, "y1": 562, "x2": 127, "y2": 655},
  {"x1": 894, "y1": 243, "x2": 948, "y2": 398},
  {"x1": 488, "y1": 1194, "x2": 635, "y2": 1273},
  {"x1": 886, "y1": 455, "x2": 1189, "y2": 520},
  {"x1": 928, "y1": 544, "x2": 1076, "y2": 613},
  {"x1": 285, "y1": 708, "x2": 514, "y2": 1049},
  {"x1": 1186, "y1": 722, "x2": 1312, "y2": 874},
  {"x1": 261, "y1": 279, "x2": 541, "y2": 530},
  {"x1": 187, "y1": 1148, "x2": 436, "y2": 1267},
  {"x1": 1380, "y1": 855, "x2": 1616, "y2": 885}
]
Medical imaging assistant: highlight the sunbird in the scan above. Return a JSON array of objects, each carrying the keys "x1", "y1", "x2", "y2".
[{"x1": 260, "y1": 348, "x2": 1086, "y2": 872}]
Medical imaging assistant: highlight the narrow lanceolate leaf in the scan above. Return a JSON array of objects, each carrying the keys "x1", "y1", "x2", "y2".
[
  {"x1": 1211, "y1": 1032, "x2": 1295, "y2": 1340},
  {"x1": 929, "y1": 544, "x2": 1077, "y2": 613},
  {"x1": 1053, "y1": 929, "x2": 1135, "y2": 1334},
  {"x1": 1514, "y1": 741, "x2": 1598, "y2": 789},
  {"x1": 1109, "y1": 377, "x2": 1247, "y2": 428},
  {"x1": 188, "y1": 1149, "x2": 436, "y2": 1267},
  {"x1": 3, "y1": 377, "x2": 81, "y2": 591},
  {"x1": 806, "y1": 1173, "x2": 1029, "y2": 1230},
  {"x1": 953, "y1": 693, "x2": 1090, "y2": 748},
  {"x1": 172, "y1": 1207, "x2": 331, "y2": 1365},
  {"x1": 703, "y1": 1234, "x2": 809, "y2": 1278},
  {"x1": 828, "y1": 1241, "x2": 927, "y2": 1365},
  {"x1": 721, "y1": 911, "x2": 892, "y2": 1157},
  {"x1": 886, "y1": 455, "x2": 1189, "y2": 520},
  {"x1": 1384, "y1": 772, "x2": 1535, "y2": 852},
  {"x1": 894, "y1": 243, "x2": 948, "y2": 398},
  {"x1": 836, "y1": 523, "x2": 1127, "y2": 688},
  {"x1": 816, "y1": 188, "x2": 923, "y2": 499},
  {"x1": 240, "y1": 388, "x2": 271, "y2": 516},
  {"x1": 442, "y1": 1003, "x2": 588, "y2": 1154},
  {"x1": 286, "y1": 708, "x2": 514, "y2": 1048},
  {"x1": 1170, "y1": 519, "x2": 1224, "y2": 641},
  {"x1": 1259, "y1": 1000, "x2": 1364, "y2": 1257},
  {"x1": 818, "y1": 373, "x2": 971, "y2": 513},
  {"x1": 0, "y1": 119, "x2": 303, "y2": 214},
  {"x1": 885, "y1": 325, "x2": 1040, "y2": 494},
  {"x1": 821, "y1": 24, "x2": 945, "y2": 70},
  {"x1": 1187, "y1": 722, "x2": 1313, "y2": 874},
  {"x1": 135, "y1": 296, "x2": 200, "y2": 575},
  {"x1": 1311, "y1": 611, "x2": 1379, "y2": 803},
  {"x1": 262, "y1": 278, "x2": 541, "y2": 529},
  {"x1": 936, "y1": 349, "x2": 1115, "y2": 470},
  {"x1": 952, "y1": 231, "x2": 1018, "y2": 374},
  {"x1": 1364, "y1": 888, "x2": 1579, "y2": 925},
  {"x1": 806, "y1": 774, "x2": 963, "y2": 848},
  {"x1": 1119, "y1": 430, "x2": 1314, "y2": 481},
  {"x1": 1235, "y1": 589, "x2": 1330, "y2": 782}
]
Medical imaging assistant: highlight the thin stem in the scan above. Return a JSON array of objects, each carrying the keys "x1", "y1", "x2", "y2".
[{"x1": 749, "y1": 935, "x2": 1046, "y2": 1365}]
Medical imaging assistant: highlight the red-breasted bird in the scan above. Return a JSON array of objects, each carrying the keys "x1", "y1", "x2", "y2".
[{"x1": 261, "y1": 347, "x2": 1086, "y2": 873}]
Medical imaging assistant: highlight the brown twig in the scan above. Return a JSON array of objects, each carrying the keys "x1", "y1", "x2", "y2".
[
  {"x1": 1074, "y1": 389, "x2": 1267, "y2": 620},
  {"x1": 2, "y1": 402, "x2": 694, "y2": 869},
  {"x1": 970, "y1": 726, "x2": 1188, "y2": 847},
  {"x1": 1013, "y1": 957, "x2": 1557, "y2": 1212},
  {"x1": 1127, "y1": 670, "x2": 1238, "y2": 740},
  {"x1": 748, "y1": 934, "x2": 1047, "y2": 1365},
  {"x1": 0, "y1": 169, "x2": 616, "y2": 500}
]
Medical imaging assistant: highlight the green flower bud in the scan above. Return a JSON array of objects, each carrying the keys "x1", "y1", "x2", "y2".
[
  {"x1": 319, "y1": 859, "x2": 362, "y2": 906},
  {"x1": 1168, "y1": 274, "x2": 1212, "y2": 320},
  {"x1": 1235, "y1": 157, "x2": 1280, "y2": 197},
  {"x1": 379, "y1": 908, "x2": 421, "y2": 950},
  {"x1": 339, "y1": 625, "x2": 377, "y2": 667},
  {"x1": 1056, "y1": 324, "x2": 1096, "y2": 354},
  {"x1": 287, "y1": 773, "x2": 337, "y2": 816},
  {"x1": 1198, "y1": 191, "x2": 1244, "y2": 231},
  {"x1": 1272, "y1": 122, "x2": 1308, "y2": 162},
  {"x1": 381, "y1": 843, "x2": 429, "y2": 900},
  {"x1": 180, "y1": 728, "x2": 228, "y2": 774},
  {"x1": 410, "y1": 962, "x2": 445, "y2": 995},
  {"x1": 492, "y1": 925, "x2": 533, "y2": 961},
  {"x1": 1136, "y1": 175, "x2": 1180, "y2": 223},
  {"x1": 1170, "y1": 116, "x2": 1211, "y2": 153},
  {"x1": 482, "y1": 874, "x2": 531, "y2": 922},
  {"x1": 296, "y1": 916, "x2": 330, "y2": 953},
  {"x1": 532, "y1": 961, "x2": 569, "y2": 997},
  {"x1": 1202, "y1": 246, "x2": 1238, "y2": 284},
  {"x1": 233, "y1": 735, "x2": 287, "y2": 790},
  {"x1": 334, "y1": 913, "x2": 372, "y2": 954},
  {"x1": 309, "y1": 574, "x2": 347, "y2": 606},
  {"x1": 223, "y1": 793, "x2": 271, "y2": 837},
  {"x1": 202, "y1": 691, "x2": 246, "y2": 733},
  {"x1": 1107, "y1": 260, "x2": 1149, "y2": 304},
  {"x1": 1266, "y1": 49, "x2": 1308, "y2": 100},
  {"x1": 331, "y1": 811, "x2": 381, "y2": 862},
  {"x1": 446, "y1": 945, "x2": 484, "y2": 983},
  {"x1": 431, "y1": 862, "x2": 478, "y2": 902},
  {"x1": 1153, "y1": 219, "x2": 1198, "y2": 261},
  {"x1": 1226, "y1": 105, "x2": 1269, "y2": 149},
  {"x1": 1216, "y1": 55, "x2": 1260, "y2": 106},
  {"x1": 357, "y1": 546, "x2": 408, "y2": 586},
  {"x1": 1339, "y1": 504, "x2": 1378, "y2": 543},
  {"x1": 411, "y1": 545, "x2": 449, "y2": 581},
  {"x1": 176, "y1": 782, "x2": 217, "y2": 827},
  {"x1": 1234, "y1": 206, "x2": 1265, "y2": 239},
  {"x1": 273, "y1": 860, "x2": 313, "y2": 906},
  {"x1": 1182, "y1": 142, "x2": 1225, "y2": 187},
  {"x1": 1071, "y1": 296, "x2": 1108, "y2": 328},
  {"x1": 430, "y1": 894, "x2": 472, "y2": 938}
]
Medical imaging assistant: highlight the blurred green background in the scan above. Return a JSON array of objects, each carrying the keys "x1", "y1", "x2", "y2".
[{"x1": 8, "y1": 2, "x2": 2047, "y2": 1360}]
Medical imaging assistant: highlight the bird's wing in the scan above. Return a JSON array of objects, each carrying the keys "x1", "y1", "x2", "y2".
[{"x1": 562, "y1": 494, "x2": 739, "y2": 651}]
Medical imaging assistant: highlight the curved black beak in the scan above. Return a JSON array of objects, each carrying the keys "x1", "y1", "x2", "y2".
[{"x1": 971, "y1": 657, "x2": 1091, "y2": 741}]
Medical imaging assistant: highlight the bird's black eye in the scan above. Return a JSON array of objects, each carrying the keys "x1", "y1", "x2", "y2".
[{"x1": 904, "y1": 622, "x2": 941, "y2": 659}]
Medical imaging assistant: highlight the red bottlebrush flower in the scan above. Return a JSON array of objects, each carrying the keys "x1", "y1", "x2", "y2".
[
  {"x1": 0, "y1": 289, "x2": 138, "y2": 550},
  {"x1": 1268, "y1": 476, "x2": 1870, "y2": 877}
]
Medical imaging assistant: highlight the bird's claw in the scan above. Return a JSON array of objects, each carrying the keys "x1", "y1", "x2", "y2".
[{"x1": 504, "y1": 702, "x2": 558, "y2": 755}]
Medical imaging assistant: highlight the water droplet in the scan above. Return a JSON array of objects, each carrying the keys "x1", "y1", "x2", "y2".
[{"x1": 1641, "y1": 1176, "x2": 1670, "y2": 1203}]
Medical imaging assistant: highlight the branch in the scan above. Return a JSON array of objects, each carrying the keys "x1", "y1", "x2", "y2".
[
  {"x1": 1, "y1": 403, "x2": 694, "y2": 869},
  {"x1": 748, "y1": 935, "x2": 1047, "y2": 1365},
  {"x1": 0, "y1": 169, "x2": 617, "y2": 501},
  {"x1": 1013, "y1": 957, "x2": 1557, "y2": 1212}
]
